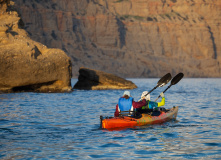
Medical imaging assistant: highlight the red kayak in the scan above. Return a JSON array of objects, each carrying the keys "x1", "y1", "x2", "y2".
[{"x1": 100, "y1": 106, "x2": 178, "y2": 130}]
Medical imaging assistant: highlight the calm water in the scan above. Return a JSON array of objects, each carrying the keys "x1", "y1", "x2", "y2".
[{"x1": 0, "y1": 78, "x2": 221, "y2": 159}]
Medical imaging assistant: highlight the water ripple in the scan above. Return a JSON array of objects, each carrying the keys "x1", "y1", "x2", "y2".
[{"x1": 0, "y1": 78, "x2": 221, "y2": 159}]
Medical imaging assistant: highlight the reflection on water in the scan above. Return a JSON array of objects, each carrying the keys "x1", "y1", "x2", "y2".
[{"x1": 0, "y1": 78, "x2": 221, "y2": 159}]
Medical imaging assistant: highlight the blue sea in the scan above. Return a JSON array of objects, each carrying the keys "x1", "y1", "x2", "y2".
[{"x1": 0, "y1": 78, "x2": 221, "y2": 159}]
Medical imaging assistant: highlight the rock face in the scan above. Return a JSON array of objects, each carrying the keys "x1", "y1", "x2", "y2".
[
  {"x1": 74, "y1": 67, "x2": 137, "y2": 90},
  {"x1": 0, "y1": 1, "x2": 72, "y2": 93},
  {"x1": 13, "y1": 0, "x2": 221, "y2": 77}
]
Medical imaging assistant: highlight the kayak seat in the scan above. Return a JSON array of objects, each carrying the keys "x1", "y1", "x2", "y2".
[{"x1": 119, "y1": 111, "x2": 135, "y2": 117}]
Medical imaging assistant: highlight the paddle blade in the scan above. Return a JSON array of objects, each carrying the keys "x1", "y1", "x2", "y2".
[
  {"x1": 157, "y1": 73, "x2": 172, "y2": 87},
  {"x1": 140, "y1": 73, "x2": 172, "y2": 100},
  {"x1": 171, "y1": 73, "x2": 184, "y2": 85}
]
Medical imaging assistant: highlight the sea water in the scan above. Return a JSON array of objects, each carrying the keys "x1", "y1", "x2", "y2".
[{"x1": 0, "y1": 78, "x2": 221, "y2": 159}]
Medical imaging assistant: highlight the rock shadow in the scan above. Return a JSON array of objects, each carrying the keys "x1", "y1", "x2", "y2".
[{"x1": 74, "y1": 69, "x2": 99, "y2": 90}]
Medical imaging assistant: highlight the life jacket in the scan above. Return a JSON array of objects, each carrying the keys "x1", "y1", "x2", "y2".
[
  {"x1": 118, "y1": 97, "x2": 134, "y2": 116},
  {"x1": 142, "y1": 100, "x2": 158, "y2": 110},
  {"x1": 148, "y1": 101, "x2": 158, "y2": 109}
]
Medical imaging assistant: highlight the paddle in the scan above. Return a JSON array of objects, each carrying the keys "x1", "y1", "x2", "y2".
[
  {"x1": 154, "y1": 72, "x2": 184, "y2": 101},
  {"x1": 139, "y1": 73, "x2": 172, "y2": 101}
]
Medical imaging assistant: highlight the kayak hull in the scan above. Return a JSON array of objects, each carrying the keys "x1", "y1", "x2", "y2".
[{"x1": 101, "y1": 106, "x2": 178, "y2": 130}]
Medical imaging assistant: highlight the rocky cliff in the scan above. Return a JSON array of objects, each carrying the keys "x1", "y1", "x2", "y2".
[
  {"x1": 0, "y1": 0, "x2": 72, "y2": 92},
  {"x1": 74, "y1": 67, "x2": 137, "y2": 90},
  {"x1": 13, "y1": 0, "x2": 221, "y2": 77}
]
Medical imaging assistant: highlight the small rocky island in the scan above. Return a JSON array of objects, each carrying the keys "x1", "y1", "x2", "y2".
[
  {"x1": 74, "y1": 67, "x2": 137, "y2": 90},
  {"x1": 0, "y1": 0, "x2": 72, "y2": 93}
]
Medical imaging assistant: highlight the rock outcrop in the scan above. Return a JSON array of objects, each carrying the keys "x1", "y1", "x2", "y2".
[
  {"x1": 74, "y1": 67, "x2": 137, "y2": 90},
  {"x1": 13, "y1": 0, "x2": 221, "y2": 77},
  {"x1": 0, "y1": 0, "x2": 72, "y2": 93}
]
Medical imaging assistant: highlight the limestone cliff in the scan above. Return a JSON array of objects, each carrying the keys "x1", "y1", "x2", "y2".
[
  {"x1": 0, "y1": 0, "x2": 72, "y2": 93},
  {"x1": 13, "y1": 0, "x2": 221, "y2": 77}
]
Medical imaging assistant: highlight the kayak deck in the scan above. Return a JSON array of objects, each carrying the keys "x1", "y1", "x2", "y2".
[{"x1": 101, "y1": 106, "x2": 178, "y2": 130}]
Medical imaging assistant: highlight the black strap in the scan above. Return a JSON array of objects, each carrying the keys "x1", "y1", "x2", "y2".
[{"x1": 119, "y1": 110, "x2": 135, "y2": 116}]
